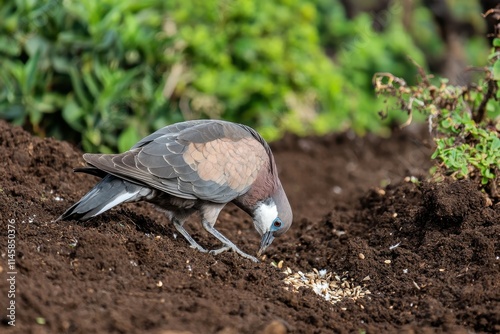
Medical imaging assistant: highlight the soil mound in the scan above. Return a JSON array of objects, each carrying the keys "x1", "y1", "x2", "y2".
[{"x1": 0, "y1": 120, "x2": 498, "y2": 333}]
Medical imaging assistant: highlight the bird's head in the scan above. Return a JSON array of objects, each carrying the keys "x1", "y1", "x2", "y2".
[{"x1": 252, "y1": 185, "x2": 292, "y2": 257}]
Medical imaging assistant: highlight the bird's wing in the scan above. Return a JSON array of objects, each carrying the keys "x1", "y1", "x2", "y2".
[
  {"x1": 83, "y1": 121, "x2": 270, "y2": 203},
  {"x1": 130, "y1": 120, "x2": 212, "y2": 149}
]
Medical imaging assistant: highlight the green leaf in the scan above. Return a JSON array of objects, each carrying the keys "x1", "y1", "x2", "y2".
[
  {"x1": 24, "y1": 49, "x2": 41, "y2": 93},
  {"x1": 493, "y1": 38, "x2": 500, "y2": 47},
  {"x1": 491, "y1": 136, "x2": 500, "y2": 152},
  {"x1": 82, "y1": 71, "x2": 101, "y2": 99},
  {"x1": 52, "y1": 57, "x2": 71, "y2": 73},
  {"x1": 69, "y1": 66, "x2": 91, "y2": 109},
  {"x1": 0, "y1": 35, "x2": 21, "y2": 56},
  {"x1": 29, "y1": 108, "x2": 43, "y2": 126},
  {"x1": 460, "y1": 165, "x2": 468, "y2": 177},
  {"x1": 440, "y1": 118, "x2": 453, "y2": 129},
  {"x1": 62, "y1": 99, "x2": 84, "y2": 131},
  {"x1": 493, "y1": 59, "x2": 500, "y2": 81}
]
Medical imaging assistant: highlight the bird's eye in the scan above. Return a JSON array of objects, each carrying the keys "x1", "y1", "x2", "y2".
[{"x1": 273, "y1": 220, "x2": 282, "y2": 228}]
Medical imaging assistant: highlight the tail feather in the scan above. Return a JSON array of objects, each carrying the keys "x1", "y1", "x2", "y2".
[{"x1": 56, "y1": 174, "x2": 150, "y2": 221}]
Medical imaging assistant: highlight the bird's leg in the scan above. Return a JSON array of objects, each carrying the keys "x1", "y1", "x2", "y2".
[
  {"x1": 201, "y1": 219, "x2": 259, "y2": 262},
  {"x1": 172, "y1": 218, "x2": 207, "y2": 253}
]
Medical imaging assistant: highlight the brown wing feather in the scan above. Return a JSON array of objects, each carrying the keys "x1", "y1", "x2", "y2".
[{"x1": 82, "y1": 121, "x2": 270, "y2": 203}]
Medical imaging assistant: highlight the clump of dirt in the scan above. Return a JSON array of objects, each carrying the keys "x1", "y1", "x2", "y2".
[{"x1": 0, "y1": 120, "x2": 498, "y2": 333}]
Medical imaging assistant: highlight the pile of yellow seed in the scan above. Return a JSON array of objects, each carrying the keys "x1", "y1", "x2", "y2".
[{"x1": 282, "y1": 267, "x2": 371, "y2": 305}]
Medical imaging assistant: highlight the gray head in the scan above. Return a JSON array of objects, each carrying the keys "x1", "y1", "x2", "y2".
[{"x1": 252, "y1": 184, "x2": 293, "y2": 257}]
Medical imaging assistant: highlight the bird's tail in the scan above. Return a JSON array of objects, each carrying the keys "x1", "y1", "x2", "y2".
[{"x1": 56, "y1": 174, "x2": 150, "y2": 221}]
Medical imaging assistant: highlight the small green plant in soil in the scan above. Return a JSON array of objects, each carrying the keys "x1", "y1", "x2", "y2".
[{"x1": 373, "y1": 10, "x2": 500, "y2": 199}]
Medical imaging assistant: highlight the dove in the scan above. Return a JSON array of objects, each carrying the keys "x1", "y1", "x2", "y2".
[{"x1": 57, "y1": 120, "x2": 292, "y2": 262}]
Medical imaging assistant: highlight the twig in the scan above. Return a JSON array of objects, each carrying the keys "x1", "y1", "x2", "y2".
[
  {"x1": 482, "y1": 8, "x2": 500, "y2": 19},
  {"x1": 473, "y1": 76, "x2": 497, "y2": 123}
]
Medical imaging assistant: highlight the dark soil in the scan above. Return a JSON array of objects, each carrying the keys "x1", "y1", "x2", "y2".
[{"x1": 0, "y1": 120, "x2": 498, "y2": 334}]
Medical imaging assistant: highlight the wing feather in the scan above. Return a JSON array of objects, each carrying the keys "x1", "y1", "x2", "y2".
[{"x1": 83, "y1": 120, "x2": 270, "y2": 203}]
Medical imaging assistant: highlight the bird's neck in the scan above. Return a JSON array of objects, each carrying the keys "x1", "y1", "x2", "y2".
[{"x1": 233, "y1": 166, "x2": 278, "y2": 214}]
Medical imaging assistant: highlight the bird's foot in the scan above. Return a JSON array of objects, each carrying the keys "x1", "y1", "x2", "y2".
[
  {"x1": 190, "y1": 244, "x2": 208, "y2": 253},
  {"x1": 208, "y1": 245, "x2": 231, "y2": 255},
  {"x1": 172, "y1": 219, "x2": 208, "y2": 253},
  {"x1": 209, "y1": 245, "x2": 259, "y2": 263},
  {"x1": 201, "y1": 220, "x2": 259, "y2": 262}
]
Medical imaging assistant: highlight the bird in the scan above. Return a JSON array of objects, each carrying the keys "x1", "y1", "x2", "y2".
[{"x1": 56, "y1": 120, "x2": 292, "y2": 262}]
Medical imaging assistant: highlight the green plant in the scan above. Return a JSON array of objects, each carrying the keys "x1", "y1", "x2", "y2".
[
  {"x1": 0, "y1": 0, "x2": 178, "y2": 153},
  {"x1": 312, "y1": 0, "x2": 429, "y2": 135},
  {"x1": 432, "y1": 108, "x2": 500, "y2": 185},
  {"x1": 1, "y1": 0, "x2": 491, "y2": 152},
  {"x1": 1, "y1": 0, "x2": 351, "y2": 149},
  {"x1": 163, "y1": 0, "x2": 350, "y2": 140},
  {"x1": 373, "y1": 18, "x2": 500, "y2": 198},
  {"x1": 0, "y1": 0, "x2": 442, "y2": 152}
]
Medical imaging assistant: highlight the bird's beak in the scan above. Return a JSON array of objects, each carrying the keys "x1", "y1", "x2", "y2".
[{"x1": 257, "y1": 231, "x2": 275, "y2": 257}]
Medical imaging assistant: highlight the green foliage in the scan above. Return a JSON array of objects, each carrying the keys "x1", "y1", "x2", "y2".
[
  {"x1": 0, "y1": 0, "x2": 350, "y2": 149},
  {"x1": 163, "y1": 0, "x2": 346, "y2": 140},
  {"x1": 313, "y1": 1, "x2": 428, "y2": 135},
  {"x1": 0, "y1": 0, "x2": 178, "y2": 152},
  {"x1": 432, "y1": 109, "x2": 500, "y2": 185},
  {"x1": 374, "y1": 37, "x2": 500, "y2": 198},
  {"x1": 0, "y1": 0, "x2": 490, "y2": 152}
]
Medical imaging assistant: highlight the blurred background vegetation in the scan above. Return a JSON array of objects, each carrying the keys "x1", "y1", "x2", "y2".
[{"x1": 0, "y1": 0, "x2": 493, "y2": 152}]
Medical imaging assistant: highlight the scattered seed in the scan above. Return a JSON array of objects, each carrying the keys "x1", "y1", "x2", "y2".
[
  {"x1": 389, "y1": 242, "x2": 401, "y2": 250},
  {"x1": 332, "y1": 186, "x2": 343, "y2": 194},
  {"x1": 358, "y1": 253, "x2": 365, "y2": 260},
  {"x1": 362, "y1": 275, "x2": 371, "y2": 281},
  {"x1": 333, "y1": 229, "x2": 346, "y2": 237},
  {"x1": 277, "y1": 260, "x2": 284, "y2": 269},
  {"x1": 156, "y1": 281, "x2": 163, "y2": 287},
  {"x1": 384, "y1": 260, "x2": 392, "y2": 264},
  {"x1": 392, "y1": 212, "x2": 398, "y2": 218},
  {"x1": 283, "y1": 269, "x2": 371, "y2": 306},
  {"x1": 439, "y1": 268, "x2": 445, "y2": 272},
  {"x1": 318, "y1": 269, "x2": 327, "y2": 278},
  {"x1": 413, "y1": 280, "x2": 421, "y2": 290}
]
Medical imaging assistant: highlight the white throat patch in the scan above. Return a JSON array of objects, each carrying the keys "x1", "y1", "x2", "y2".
[{"x1": 253, "y1": 201, "x2": 278, "y2": 235}]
